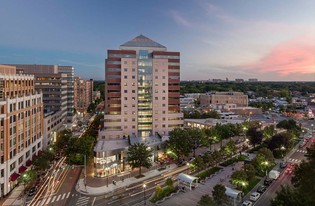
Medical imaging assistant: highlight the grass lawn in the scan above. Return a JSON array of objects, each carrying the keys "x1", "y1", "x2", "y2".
[{"x1": 242, "y1": 177, "x2": 261, "y2": 195}]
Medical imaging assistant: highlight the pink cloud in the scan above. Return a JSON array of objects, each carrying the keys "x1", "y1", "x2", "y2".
[{"x1": 247, "y1": 36, "x2": 315, "y2": 76}]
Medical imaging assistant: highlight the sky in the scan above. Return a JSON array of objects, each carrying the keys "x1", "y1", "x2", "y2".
[{"x1": 0, "y1": 0, "x2": 314, "y2": 81}]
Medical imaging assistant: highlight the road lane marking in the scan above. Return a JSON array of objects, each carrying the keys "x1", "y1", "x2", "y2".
[
  {"x1": 61, "y1": 193, "x2": 66, "y2": 200},
  {"x1": 56, "y1": 194, "x2": 61, "y2": 201},
  {"x1": 91, "y1": 197, "x2": 96, "y2": 206},
  {"x1": 51, "y1": 195, "x2": 57, "y2": 203},
  {"x1": 66, "y1": 192, "x2": 70, "y2": 198},
  {"x1": 45, "y1": 197, "x2": 52, "y2": 204}
]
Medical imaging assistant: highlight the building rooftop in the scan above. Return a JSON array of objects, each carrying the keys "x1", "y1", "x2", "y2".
[
  {"x1": 120, "y1": 35, "x2": 166, "y2": 49},
  {"x1": 94, "y1": 139, "x2": 129, "y2": 152}
]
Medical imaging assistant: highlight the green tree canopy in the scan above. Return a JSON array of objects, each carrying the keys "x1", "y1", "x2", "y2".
[
  {"x1": 197, "y1": 195, "x2": 217, "y2": 206},
  {"x1": 126, "y1": 143, "x2": 152, "y2": 176},
  {"x1": 231, "y1": 170, "x2": 248, "y2": 188},
  {"x1": 212, "y1": 184, "x2": 228, "y2": 205},
  {"x1": 166, "y1": 128, "x2": 192, "y2": 162},
  {"x1": 246, "y1": 127, "x2": 263, "y2": 148}
]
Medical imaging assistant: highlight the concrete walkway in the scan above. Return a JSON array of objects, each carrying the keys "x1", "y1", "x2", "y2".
[
  {"x1": 76, "y1": 164, "x2": 178, "y2": 196},
  {"x1": 1, "y1": 185, "x2": 25, "y2": 206},
  {"x1": 158, "y1": 162, "x2": 244, "y2": 206}
]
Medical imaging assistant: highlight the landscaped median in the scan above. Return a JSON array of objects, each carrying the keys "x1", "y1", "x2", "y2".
[{"x1": 196, "y1": 166, "x2": 222, "y2": 180}]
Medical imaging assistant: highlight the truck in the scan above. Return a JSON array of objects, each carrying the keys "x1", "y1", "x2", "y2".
[{"x1": 268, "y1": 170, "x2": 280, "y2": 180}]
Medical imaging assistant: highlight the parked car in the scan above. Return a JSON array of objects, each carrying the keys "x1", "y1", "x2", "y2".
[
  {"x1": 264, "y1": 178, "x2": 273, "y2": 186},
  {"x1": 280, "y1": 162, "x2": 287, "y2": 168},
  {"x1": 28, "y1": 187, "x2": 36, "y2": 196},
  {"x1": 242, "y1": 200, "x2": 253, "y2": 206},
  {"x1": 257, "y1": 185, "x2": 267, "y2": 193},
  {"x1": 250, "y1": 192, "x2": 261, "y2": 201}
]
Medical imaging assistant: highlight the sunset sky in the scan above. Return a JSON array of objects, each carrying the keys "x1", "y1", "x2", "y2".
[{"x1": 0, "y1": 0, "x2": 314, "y2": 81}]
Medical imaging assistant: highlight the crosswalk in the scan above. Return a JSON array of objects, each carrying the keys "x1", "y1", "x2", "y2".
[
  {"x1": 31, "y1": 192, "x2": 88, "y2": 206},
  {"x1": 75, "y1": 196, "x2": 90, "y2": 206},
  {"x1": 287, "y1": 158, "x2": 302, "y2": 163},
  {"x1": 296, "y1": 149, "x2": 307, "y2": 154}
]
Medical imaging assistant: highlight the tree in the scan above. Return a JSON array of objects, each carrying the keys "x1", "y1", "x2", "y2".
[
  {"x1": 246, "y1": 127, "x2": 263, "y2": 148},
  {"x1": 267, "y1": 132, "x2": 292, "y2": 151},
  {"x1": 263, "y1": 125, "x2": 276, "y2": 139},
  {"x1": 65, "y1": 136, "x2": 95, "y2": 165},
  {"x1": 126, "y1": 143, "x2": 152, "y2": 177},
  {"x1": 166, "y1": 128, "x2": 192, "y2": 162},
  {"x1": 19, "y1": 170, "x2": 37, "y2": 186},
  {"x1": 154, "y1": 185, "x2": 163, "y2": 199},
  {"x1": 165, "y1": 178, "x2": 174, "y2": 189},
  {"x1": 271, "y1": 185, "x2": 308, "y2": 206},
  {"x1": 212, "y1": 184, "x2": 228, "y2": 205},
  {"x1": 211, "y1": 150, "x2": 223, "y2": 166},
  {"x1": 251, "y1": 147, "x2": 275, "y2": 175},
  {"x1": 191, "y1": 156, "x2": 205, "y2": 171},
  {"x1": 197, "y1": 195, "x2": 217, "y2": 206},
  {"x1": 187, "y1": 128, "x2": 206, "y2": 157},
  {"x1": 231, "y1": 170, "x2": 248, "y2": 188},
  {"x1": 224, "y1": 140, "x2": 236, "y2": 158},
  {"x1": 244, "y1": 164, "x2": 256, "y2": 181},
  {"x1": 204, "y1": 128, "x2": 217, "y2": 151}
]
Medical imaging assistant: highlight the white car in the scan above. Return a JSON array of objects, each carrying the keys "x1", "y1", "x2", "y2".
[
  {"x1": 250, "y1": 192, "x2": 261, "y2": 201},
  {"x1": 242, "y1": 200, "x2": 253, "y2": 206}
]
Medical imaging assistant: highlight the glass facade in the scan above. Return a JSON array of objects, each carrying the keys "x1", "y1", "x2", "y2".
[{"x1": 137, "y1": 50, "x2": 153, "y2": 137}]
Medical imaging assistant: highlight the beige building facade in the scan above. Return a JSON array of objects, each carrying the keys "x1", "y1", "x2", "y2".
[
  {"x1": 0, "y1": 65, "x2": 43, "y2": 198},
  {"x1": 74, "y1": 77, "x2": 93, "y2": 114},
  {"x1": 200, "y1": 92, "x2": 248, "y2": 108}
]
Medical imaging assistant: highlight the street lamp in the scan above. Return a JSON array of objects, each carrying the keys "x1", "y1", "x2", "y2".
[
  {"x1": 262, "y1": 161, "x2": 269, "y2": 177},
  {"x1": 311, "y1": 124, "x2": 314, "y2": 134},
  {"x1": 143, "y1": 184, "x2": 147, "y2": 205},
  {"x1": 281, "y1": 146, "x2": 285, "y2": 158}
]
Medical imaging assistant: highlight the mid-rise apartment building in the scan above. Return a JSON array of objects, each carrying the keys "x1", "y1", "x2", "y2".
[
  {"x1": 0, "y1": 65, "x2": 43, "y2": 198},
  {"x1": 7, "y1": 64, "x2": 75, "y2": 123},
  {"x1": 200, "y1": 92, "x2": 248, "y2": 108},
  {"x1": 74, "y1": 77, "x2": 93, "y2": 114},
  {"x1": 95, "y1": 35, "x2": 183, "y2": 177}
]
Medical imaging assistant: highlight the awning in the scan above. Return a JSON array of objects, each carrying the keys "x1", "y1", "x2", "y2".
[
  {"x1": 225, "y1": 186, "x2": 242, "y2": 199},
  {"x1": 26, "y1": 160, "x2": 32, "y2": 167},
  {"x1": 9, "y1": 172, "x2": 20, "y2": 181},
  {"x1": 19, "y1": 166, "x2": 27, "y2": 174}
]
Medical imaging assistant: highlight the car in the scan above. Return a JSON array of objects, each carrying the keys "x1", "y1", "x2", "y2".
[
  {"x1": 250, "y1": 192, "x2": 261, "y2": 201},
  {"x1": 264, "y1": 178, "x2": 273, "y2": 186},
  {"x1": 242, "y1": 200, "x2": 253, "y2": 206},
  {"x1": 28, "y1": 187, "x2": 36, "y2": 196},
  {"x1": 280, "y1": 162, "x2": 287, "y2": 168},
  {"x1": 257, "y1": 185, "x2": 267, "y2": 193}
]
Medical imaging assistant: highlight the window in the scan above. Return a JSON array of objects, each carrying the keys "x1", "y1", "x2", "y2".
[
  {"x1": 132, "y1": 76, "x2": 135, "y2": 79},
  {"x1": 132, "y1": 61, "x2": 136, "y2": 65},
  {"x1": 162, "y1": 97, "x2": 166, "y2": 100},
  {"x1": 124, "y1": 119, "x2": 127, "y2": 122},
  {"x1": 155, "y1": 76, "x2": 158, "y2": 79},
  {"x1": 124, "y1": 90, "x2": 127, "y2": 93},
  {"x1": 162, "y1": 76, "x2": 166, "y2": 79},
  {"x1": 124, "y1": 75, "x2": 127, "y2": 79},
  {"x1": 155, "y1": 97, "x2": 158, "y2": 100},
  {"x1": 10, "y1": 162, "x2": 16, "y2": 172},
  {"x1": 124, "y1": 61, "x2": 127, "y2": 64},
  {"x1": 132, "y1": 68, "x2": 136, "y2": 72},
  {"x1": 132, "y1": 90, "x2": 135, "y2": 93},
  {"x1": 162, "y1": 104, "x2": 166, "y2": 107},
  {"x1": 124, "y1": 126, "x2": 127, "y2": 129},
  {"x1": 124, "y1": 82, "x2": 127, "y2": 86},
  {"x1": 132, "y1": 126, "x2": 135, "y2": 129},
  {"x1": 162, "y1": 83, "x2": 166, "y2": 86},
  {"x1": 155, "y1": 69, "x2": 158, "y2": 72},
  {"x1": 124, "y1": 97, "x2": 128, "y2": 100},
  {"x1": 132, "y1": 118, "x2": 136, "y2": 122},
  {"x1": 124, "y1": 111, "x2": 128, "y2": 115},
  {"x1": 124, "y1": 68, "x2": 128, "y2": 72}
]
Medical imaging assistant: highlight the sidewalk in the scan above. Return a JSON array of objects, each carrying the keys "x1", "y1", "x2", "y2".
[
  {"x1": 76, "y1": 164, "x2": 178, "y2": 196},
  {"x1": 1, "y1": 185, "x2": 25, "y2": 206}
]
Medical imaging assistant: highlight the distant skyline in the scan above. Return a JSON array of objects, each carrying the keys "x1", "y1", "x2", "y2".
[{"x1": 0, "y1": 0, "x2": 314, "y2": 81}]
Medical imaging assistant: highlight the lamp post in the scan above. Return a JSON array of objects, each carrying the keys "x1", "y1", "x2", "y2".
[
  {"x1": 143, "y1": 183, "x2": 147, "y2": 205},
  {"x1": 263, "y1": 161, "x2": 269, "y2": 177},
  {"x1": 280, "y1": 146, "x2": 285, "y2": 159},
  {"x1": 311, "y1": 124, "x2": 314, "y2": 134}
]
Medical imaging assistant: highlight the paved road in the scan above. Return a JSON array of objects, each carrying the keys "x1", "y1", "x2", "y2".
[{"x1": 250, "y1": 137, "x2": 313, "y2": 206}]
